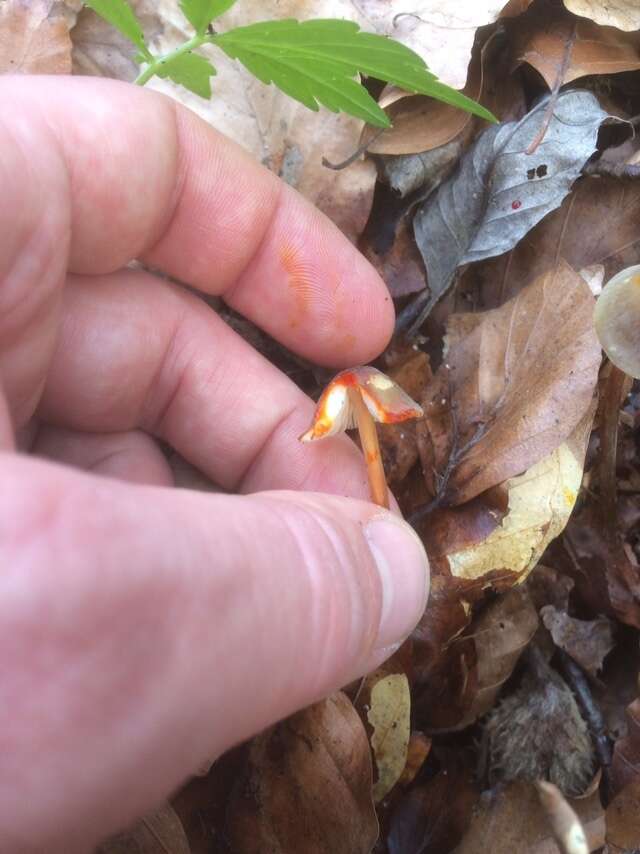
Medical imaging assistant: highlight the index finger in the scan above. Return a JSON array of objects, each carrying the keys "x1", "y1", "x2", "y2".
[{"x1": 4, "y1": 75, "x2": 393, "y2": 366}]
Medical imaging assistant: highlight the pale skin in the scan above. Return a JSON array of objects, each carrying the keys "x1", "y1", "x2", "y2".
[{"x1": 0, "y1": 77, "x2": 429, "y2": 853}]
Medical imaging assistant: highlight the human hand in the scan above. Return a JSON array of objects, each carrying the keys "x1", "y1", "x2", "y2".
[{"x1": 0, "y1": 77, "x2": 429, "y2": 853}]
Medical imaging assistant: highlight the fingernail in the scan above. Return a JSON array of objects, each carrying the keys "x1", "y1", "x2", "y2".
[{"x1": 365, "y1": 516, "x2": 430, "y2": 650}]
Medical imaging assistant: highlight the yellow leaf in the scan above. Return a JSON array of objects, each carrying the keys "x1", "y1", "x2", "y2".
[{"x1": 367, "y1": 673, "x2": 411, "y2": 803}]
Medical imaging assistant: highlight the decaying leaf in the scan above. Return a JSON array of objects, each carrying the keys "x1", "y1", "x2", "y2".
[
  {"x1": 225, "y1": 692, "x2": 378, "y2": 854},
  {"x1": 398, "y1": 732, "x2": 432, "y2": 786},
  {"x1": 563, "y1": 0, "x2": 640, "y2": 33},
  {"x1": 511, "y1": 3, "x2": 640, "y2": 88},
  {"x1": 541, "y1": 607, "x2": 615, "y2": 677},
  {"x1": 413, "y1": 91, "x2": 609, "y2": 309},
  {"x1": 455, "y1": 782, "x2": 605, "y2": 854},
  {"x1": 611, "y1": 698, "x2": 640, "y2": 796},
  {"x1": 419, "y1": 262, "x2": 601, "y2": 505},
  {"x1": 97, "y1": 804, "x2": 190, "y2": 854},
  {"x1": 0, "y1": 0, "x2": 78, "y2": 75},
  {"x1": 457, "y1": 586, "x2": 539, "y2": 728},
  {"x1": 388, "y1": 753, "x2": 477, "y2": 854},
  {"x1": 604, "y1": 779, "x2": 640, "y2": 853},
  {"x1": 367, "y1": 673, "x2": 411, "y2": 802}
]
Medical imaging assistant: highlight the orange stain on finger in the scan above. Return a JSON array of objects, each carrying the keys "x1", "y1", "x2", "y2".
[{"x1": 279, "y1": 243, "x2": 317, "y2": 329}]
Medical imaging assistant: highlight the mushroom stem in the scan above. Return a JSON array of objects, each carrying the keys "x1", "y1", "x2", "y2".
[{"x1": 348, "y1": 388, "x2": 389, "y2": 509}]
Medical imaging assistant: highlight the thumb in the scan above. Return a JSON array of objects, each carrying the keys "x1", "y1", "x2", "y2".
[{"x1": 0, "y1": 455, "x2": 429, "y2": 852}]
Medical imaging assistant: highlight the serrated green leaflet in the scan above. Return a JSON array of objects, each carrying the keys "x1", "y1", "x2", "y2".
[
  {"x1": 156, "y1": 52, "x2": 217, "y2": 98},
  {"x1": 84, "y1": 0, "x2": 148, "y2": 54},
  {"x1": 213, "y1": 19, "x2": 497, "y2": 127},
  {"x1": 180, "y1": 0, "x2": 238, "y2": 34}
]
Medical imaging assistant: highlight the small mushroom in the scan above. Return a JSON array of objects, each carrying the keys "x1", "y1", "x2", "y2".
[
  {"x1": 594, "y1": 264, "x2": 640, "y2": 378},
  {"x1": 593, "y1": 265, "x2": 640, "y2": 526},
  {"x1": 299, "y1": 366, "x2": 423, "y2": 508}
]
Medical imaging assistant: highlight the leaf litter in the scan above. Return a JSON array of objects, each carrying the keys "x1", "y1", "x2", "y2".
[{"x1": 7, "y1": 0, "x2": 640, "y2": 850}]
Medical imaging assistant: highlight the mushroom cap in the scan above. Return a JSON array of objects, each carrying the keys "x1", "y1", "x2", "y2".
[
  {"x1": 299, "y1": 366, "x2": 424, "y2": 442},
  {"x1": 594, "y1": 264, "x2": 640, "y2": 378}
]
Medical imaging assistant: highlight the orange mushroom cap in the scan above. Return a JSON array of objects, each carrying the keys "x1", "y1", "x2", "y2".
[{"x1": 299, "y1": 366, "x2": 424, "y2": 442}]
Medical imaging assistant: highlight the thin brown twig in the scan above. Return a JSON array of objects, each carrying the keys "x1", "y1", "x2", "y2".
[
  {"x1": 526, "y1": 23, "x2": 577, "y2": 156},
  {"x1": 322, "y1": 128, "x2": 385, "y2": 170}
]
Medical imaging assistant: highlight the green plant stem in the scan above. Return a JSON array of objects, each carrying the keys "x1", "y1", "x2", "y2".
[{"x1": 134, "y1": 33, "x2": 212, "y2": 86}]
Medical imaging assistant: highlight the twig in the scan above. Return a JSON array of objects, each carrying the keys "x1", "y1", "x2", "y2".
[
  {"x1": 557, "y1": 650, "x2": 612, "y2": 804},
  {"x1": 526, "y1": 24, "x2": 577, "y2": 156},
  {"x1": 322, "y1": 129, "x2": 385, "y2": 170},
  {"x1": 599, "y1": 363, "x2": 627, "y2": 534}
]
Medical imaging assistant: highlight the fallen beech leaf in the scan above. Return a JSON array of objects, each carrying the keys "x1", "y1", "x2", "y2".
[
  {"x1": 378, "y1": 349, "x2": 431, "y2": 484},
  {"x1": 611, "y1": 698, "x2": 640, "y2": 796},
  {"x1": 447, "y1": 437, "x2": 588, "y2": 586},
  {"x1": 457, "y1": 587, "x2": 539, "y2": 728},
  {"x1": 388, "y1": 753, "x2": 477, "y2": 854},
  {"x1": 367, "y1": 673, "x2": 411, "y2": 802},
  {"x1": 225, "y1": 692, "x2": 378, "y2": 854},
  {"x1": 540, "y1": 607, "x2": 615, "y2": 677},
  {"x1": 413, "y1": 91, "x2": 608, "y2": 308},
  {"x1": 511, "y1": 4, "x2": 640, "y2": 88},
  {"x1": 458, "y1": 175, "x2": 640, "y2": 309},
  {"x1": 419, "y1": 262, "x2": 601, "y2": 505},
  {"x1": 455, "y1": 782, "x2": 605, "y2": 854},
  {"x1": 0, "y1": 0, "x2": 77, "y2": 74},
  {"x1": 378, "y1": 136, "x2": 466, "y2": 197},
  {"x1": 98, "y1": 804, "x2": 190, "y2": 854},
  {"x1": 563, "y1": 0, "x2": 640, "y2": 32},
  {"x1": 604, "y1": 779, "x2": 640, "y2": 852}
]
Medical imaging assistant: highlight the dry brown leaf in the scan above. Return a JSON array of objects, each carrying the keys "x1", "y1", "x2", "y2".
[
  {"x1": 611, "y1": 698, "x2": 640, "y2": 797},
  {"x1": 98, "y1": 804, "x2": 190, "y2": 854},
  {"x1": 540, "y1": 607, "x2": 615, "y2": 676},
  {"x1": 511, "y1": 4, "x2": 640, "y2": 88},
  {"x1": 458, "y1": 176, "x2": 640, "y2": 310},
  {"x1": 367, "y1": 673, "x2": 411, "y2": 803},
  {"x1": 420, "y1": 261, "x2": 601, "y2": 506},
  {"x1": 0, "y1": 0, "x2": 78, "y2": 75},
  {"x1": 605, "y1": 779, "x2": 640, "y2": 852},
  {"x1": 563, "y1": 0, "x2": 640, "y2": 32},
  {"x1": 457, "y1": 587, "x2": 539, "y2": 727},
  {"x1": 398, "y1": 732, "x2": 432, "y2": 786},
  {"x1": 454, "y1": 781, "x2": 605, "y2": 854},
  {"x1": 388, "y1": 753, "x2": 478, "y2": 854},
  {"x1": 225, "y1": 692, "x2": 378, "y2": 854}
]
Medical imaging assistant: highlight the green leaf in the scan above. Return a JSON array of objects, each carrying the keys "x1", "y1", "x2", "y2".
[
  {"x1": 180, "y1": 0, "x2": 238, "y2": 34},
  {"x1": 156, "y1": 52, "x2": 216, "y2": 99},
  {"x1": 213, "y1": 19, "x2": 497, "y2": 128},
  {"x1": 84, "y1": 0, "x2": 148, "y2": 55}
]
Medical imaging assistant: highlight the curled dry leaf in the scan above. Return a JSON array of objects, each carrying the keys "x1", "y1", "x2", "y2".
[
  {"x1": 225, "y1": 692, "x2": 378, "y2": 854},
  {"x1": 97, "y1": 804, "x2": 190, "y2": 854},
  {"x1": 604, "y1": 779, "x2": 640, "y2": 852},
  {"x1": 511, "y1": 3, "x2": 640, "y2": 88},
  {"x1": 367, "y1": 673, "x2": 411, "y2": 803},
  {"x1": 0, "y1": 0, "x2": 78, "y2": 75},
  {"x1": 541, "y1": 607, "x2": 615, "y2": 677},
  {"x1": 413, "y1": 91, "x2": 609, "y2": 309},
  {"x1": 456, "y1": 586, "x2": 539, "y2": 728},
  {"x1": 419, "y1": 262, "x2": 601, "y2": 505},
  {"x1": 563, "y1": 0, "x2": 640, "y2": 32},
  {"x1": 398, "y1": 732, "x2": 432, "y2": 786}
]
